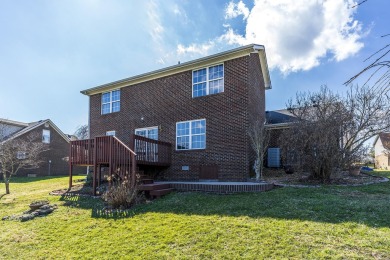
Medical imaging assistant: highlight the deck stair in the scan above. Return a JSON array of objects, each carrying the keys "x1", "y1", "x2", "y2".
[{"x1": 138, "y1": 178, "x2": 174, "y2": 199}]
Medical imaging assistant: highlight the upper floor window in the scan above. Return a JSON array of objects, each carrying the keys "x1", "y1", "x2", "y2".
[
  {"x1": 102, "y1": 90, "x2": 120, "y2": 114},
  {"x1": 192, "y1": 64, "x2": 224, "y2": 98},
  {"x1": 176, "y1": 119, "x2": 206, "y2": 150},
  {"x1": 42, "y1": 129, "x2": 50, "y2": 143}
]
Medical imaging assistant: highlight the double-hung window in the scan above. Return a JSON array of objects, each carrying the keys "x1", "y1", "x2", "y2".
[
  {"x1": 42, "y1": 129, "x2": 50, "y2": 144},
  {"x1": 192, "y1": 64, "x2": 224, "y2": 97},
  {"x1": 101, "y1": 90, "x2": 120, "y2": 114},
  {"x1": 176, "y1": 119, "x2": 206, "y2": 150}
]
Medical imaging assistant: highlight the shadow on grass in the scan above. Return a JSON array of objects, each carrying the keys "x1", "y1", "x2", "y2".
[
  {"x1": 57, "y1": 180, "x2": 390, "y2": 228},
  {"x1": 6, "y1": 175, "x2": 69, "y2": 183}
]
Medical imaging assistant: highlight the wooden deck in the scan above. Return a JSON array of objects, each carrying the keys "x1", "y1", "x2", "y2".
[{"x1": 69, "y1": 135, "x2": 172, "y2": 195}]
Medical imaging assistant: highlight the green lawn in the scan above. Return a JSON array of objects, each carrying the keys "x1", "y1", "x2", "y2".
[{"x1": 1, "y1": 172, "x2": 390, "y2": 259}]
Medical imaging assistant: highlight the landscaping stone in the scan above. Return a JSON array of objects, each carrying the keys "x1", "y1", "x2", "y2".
[{"x1": 2, "y1": 202, "x2": 58, "y2": 222}]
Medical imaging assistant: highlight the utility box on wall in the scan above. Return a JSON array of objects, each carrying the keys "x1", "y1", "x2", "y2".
[{"x1": 267, "y1": 148, "x2": 280, "y2": 168}]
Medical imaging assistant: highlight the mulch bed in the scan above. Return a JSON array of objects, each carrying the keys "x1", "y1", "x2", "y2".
[{"x1": 263, "y1": 168, "x2": 389, "y2": 187}]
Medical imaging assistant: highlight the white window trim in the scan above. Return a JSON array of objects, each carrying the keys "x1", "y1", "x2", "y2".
[
  {"x1": 106, "y1": 130, "x2": 116, "y2": 136},
  {"x1": 135, "y1": 126, "x2": 159, "y2": 139},
  {"x1": 192, "y1": 64, "x2": 224, "y2": 98},
  {"x1": 42, "y1": 129, "x2": 50, "y2": 144},
  {"x1": 101, "y1": 89, "x2": 120, "y2": 115},
  {"x1": 176, "y1": 119, "x2": 206, "y2": 151}
]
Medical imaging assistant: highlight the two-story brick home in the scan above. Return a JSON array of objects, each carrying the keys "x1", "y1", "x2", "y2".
[
  {"x1": 0, "y1": 118, "x2": 70, "y2": 176},
  {"x1": 71, "y1": 44, "x2": 271, "y2": 184}
]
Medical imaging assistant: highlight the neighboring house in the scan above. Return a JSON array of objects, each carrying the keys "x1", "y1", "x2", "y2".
[
  {"x1": 0, "y1": 118, "x2": 70, "y2": 176},
  {"x1": 265, "y1": 109, "x2": 297, "y2": 168},
  {"x1": 374, "y1": 133, "x2": 390, "y2": 169},
  {"x1": 70, "y1": 44, "x2": 272, "y2": 184}
]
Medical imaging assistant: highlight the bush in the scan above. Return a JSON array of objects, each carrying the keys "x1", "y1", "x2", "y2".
[{"x1": 102, "y1": 177, "x2": 142, "y2": 209}]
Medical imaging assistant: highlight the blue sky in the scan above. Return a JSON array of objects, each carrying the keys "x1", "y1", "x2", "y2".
[{"x1": 0, "y1": 0, "x2": 389, "y2": 135}]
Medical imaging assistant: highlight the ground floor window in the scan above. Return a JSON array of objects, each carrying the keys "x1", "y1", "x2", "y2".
[
  {"x1": 176, "y1": 119, "x2": 206, "y2": 150},
  {"x1": 135, "y1": 126, "x2": 159, "y2": 162}
]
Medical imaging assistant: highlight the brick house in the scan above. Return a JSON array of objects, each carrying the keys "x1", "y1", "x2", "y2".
[
  {"x1": 0, "y1": 118, "x2": 70, "y2": 176},
  {"x1": 70, "y1": 44, "x2": 271, "y2": 184},
  {"x1": 374, "y1": 133, "x2": 390, "y2": 169}
]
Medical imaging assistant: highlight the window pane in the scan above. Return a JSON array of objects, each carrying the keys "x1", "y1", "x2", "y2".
[
  {"x1": 176, "y1": 136, "x2": 189, "y2": 150},
  {"x1": 209, "y1": 79, "x2": 223, "y2": 94},
  {"x1": 112, "y1": 101, "x2": 120, "y2": 112},
  {"x1": 102, "y1": 103, "x2": 110, "y2": 114},
  {"x1": 147, "y1": 128, "x2": 158, "y2": 140},
  {"x1": 209, "y1": 64, "x2": 223, "y2": 80},
  {"x1": 112, "y1": 90, "x2": 120, "y2": 102},
  {"x1": 191, "y1": 120, "x2": 205, "y2": 134},
  {"x1": 193, "y1": 68, "x2": 207, "y2": 83},
  {"x1": 192, "y1": 135, "x2": 205, "y2": 149},
  {"x1": 135, "y1": 130, "x2": 146, "y2": 137},
  {"x1": 177, "y1": 122, "x2": 189, "y2": 136},
  {"x1": 193, "y1": 83, "x2": 207, "y2": 97},
  {"x1": 102, "y1": 92, "x2": 110, "y2": 103},
  {"x1": 42, "y1": 129, "x2": 50, "y2": 144}
]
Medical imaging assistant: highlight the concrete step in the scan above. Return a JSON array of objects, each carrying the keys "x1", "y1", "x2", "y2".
[
  {"x1": 149, "y1": 188, "x2": 174, "y2": 198},
  {"x1": 139, "y1": 183, "x2": 170, "y2": 191}
]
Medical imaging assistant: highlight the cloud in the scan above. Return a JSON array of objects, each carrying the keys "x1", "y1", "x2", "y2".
[
  {"x1": 147, "y1": 0, "x2": 165, "y2": 47},
  {"x1": 177, "y1": 42, "x2": 215, "y2": 56},
  {"x1": 225, "y1": 0, "x2": 250, "y2": 20},
  {"x1": 179, "y1": 0, "x2": 364, "y2": 74}
]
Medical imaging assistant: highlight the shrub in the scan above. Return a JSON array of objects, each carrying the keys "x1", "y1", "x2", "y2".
[{"x1": 102, "y1": 177, "x2": 142, "y2": 209}]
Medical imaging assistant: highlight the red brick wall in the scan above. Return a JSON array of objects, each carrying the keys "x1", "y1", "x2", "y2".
[
  {"x1": 89, "y1": 55, "x2": 266, "y2": 181},
  {"x1": 16, "y1": 124, "x2": 70, "y2": 176},
  {"x1": 247, "y1": 53, "x2": 266, "y2": 176}
]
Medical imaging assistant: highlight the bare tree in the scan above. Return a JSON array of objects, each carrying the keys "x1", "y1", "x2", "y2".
[
  {"x1": 248, "y1": 120, "x2": 270, "y2": 181},
  {"x1": 74, "y1": 124, "x2": 89, "y2": 140},
  {"x1": 345, "y1": 0, "x2": 389, "y2": 92},
  {"x1": 0, "y1": 132, "x2": 48, "y2": 194},
  {"x1": 280, "y1": 85, "x2": 390, "y2": 181}
]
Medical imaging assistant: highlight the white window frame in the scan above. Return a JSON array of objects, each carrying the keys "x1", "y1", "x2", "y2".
[
  {"x1": 101, "y1": 89, "x2": 120, "y2": 115},
  {"x1": 42, "y1": 129, "x2": 50, "y2": 144},
  {"x1": 106, "y1": 130, "x2": 116, "y2": 136},
  {"x1": 16, "y1": 151, "x2": 27, "y2": 160},
  {"x1": 135, "y1": 126, "x2": 159, "y2": 140},
  {"x1": 192, "y1": 64, "x2": 224, "y2": 98},
  {"x1": 135, "y1": 126, "x2": 159, "y2": 162},
  {"x1": 176, "y1": 119, "x2": 206, "y2": 150}
]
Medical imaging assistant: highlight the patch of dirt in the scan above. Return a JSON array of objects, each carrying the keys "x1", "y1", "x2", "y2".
[
  {"x1": 50, "y1": 183, "x2": 104, "y2": 197},
  {"x1": 263, "y1": 168, "x2": 388, "y2": 187}
]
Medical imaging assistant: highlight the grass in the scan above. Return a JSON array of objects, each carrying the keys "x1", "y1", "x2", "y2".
[{"x1": 1, "y1": 172, "x2": 390, "y2": 259}]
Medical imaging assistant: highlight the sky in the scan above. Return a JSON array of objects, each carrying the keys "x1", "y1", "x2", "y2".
[{"x1": 0, "y1": 0, "x2": 389, "y2": 135}]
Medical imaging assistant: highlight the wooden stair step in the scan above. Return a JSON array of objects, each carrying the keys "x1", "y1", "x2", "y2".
[
  {"x1": 139, "y1": 183, "x2": 170, "y2": 191},
  {"x1": 149, "y1": 188, "x2": 174, "y2": 198}
]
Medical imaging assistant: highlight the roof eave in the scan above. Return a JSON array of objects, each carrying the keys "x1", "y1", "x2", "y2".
[{"x1": 81, "y1": 44, "x2": 272, "y2": 96}]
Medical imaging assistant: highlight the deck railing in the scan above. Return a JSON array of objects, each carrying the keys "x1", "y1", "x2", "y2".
[
  {"x1": 132, "y1": 134, "x2": 172, "y2": 166},
  {"x1": 69, "y1": 135, "x2": 171, "y2": 194},
  {"x1": 69, "y1": 139, "x2": 95, "y2": 165}
]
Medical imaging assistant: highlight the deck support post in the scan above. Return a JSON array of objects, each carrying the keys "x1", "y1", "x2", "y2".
[
  {"x1": 69, "y1": 164, "x2": 73, "y2": 190},
  {"x1": 131, "y1": 154, "x2": 136, "y2": 185},
  {"x1": 109, "y1": 137, "x2": 113, "y2": 188},
  {"x1": 69, "y1": 142, "x2": 73, "y2": 189},
  {"x1": 93, "y1": 137, "x2": 98, "y2": 196}
]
